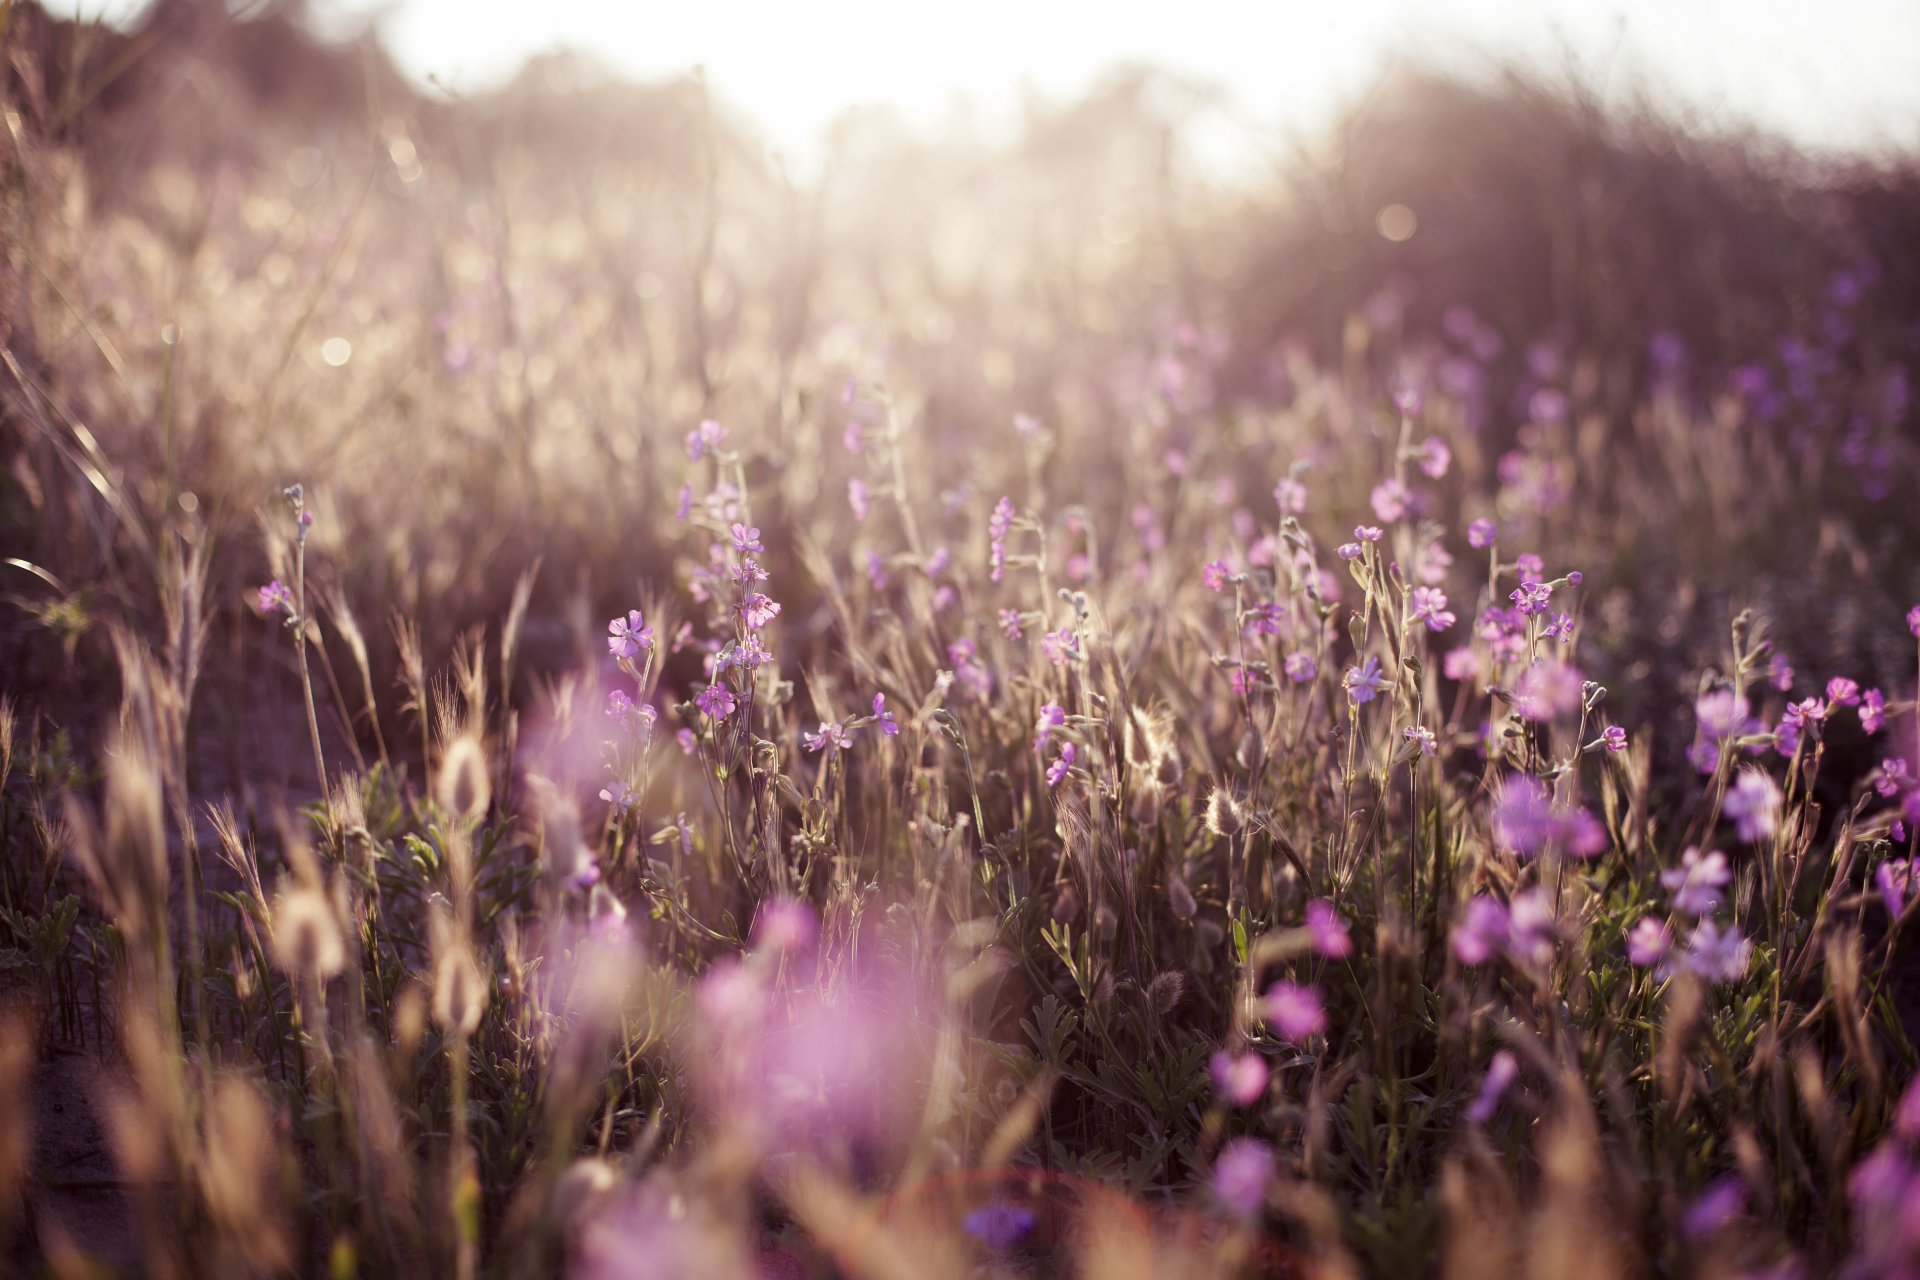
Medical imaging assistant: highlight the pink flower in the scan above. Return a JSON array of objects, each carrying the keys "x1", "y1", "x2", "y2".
[
  {"x1": 1680, "y1": 919, "x2": 1752, "y2": 982},
  {"x1": 1263, "y1": 980, "x2": 1326, "y2": 1042},
  {"x1": 1209, "y1": 1051, "x2": 1269, "y2": 1107},
  {"x1": 1661, "y1": 847, "x2": 1731, "y2": 915},
  {"x1": 842, "y1": 420, "x2": 864, "y2": 453},
  {"x1": 1626, "y1": 917, "x2": 1673, "y2": 968},
  {"x1": 685, "y1": 418, "x2": 727, "y2": 460},
  {"x1": 1602, "y1": 725, "x2": 1628, "y2": 752},
  {"x1": 1203, "y1": 559, "x2": 1231, "y2": 592},
  {"x1": 739, "y1": 594, "x2": 781, "y2": 630},
  {"x1": 1042, "y1": 628, "x2": 1080, "y2": 667},
  {"x1": 1861, "y1": 688, "x2": 1887, "y2": 735},
  {"x1": 803, "y1": 721, "x2": 852, "y2": 754},
  {"x1": 847, "y1": 478, "x2": 870, "y2": 521},
  {"x1": 1723, "y1": 769, "x2": 1781, "y2": 842},
  {"x1": 1826, "y1": 676, "x2": 1861, "y2": 708},
  {"x1": 730, "y1": 523, "x2": 764, "y2": 555},
  {"x1": 1465, "y1": 1050, "x2": 1519, "y2": 1126},
  {"x1": 1452, "y1": 896, "x2": 1509, "y2": 966},
  {"x1": 1305, "y1": 899, "x2": 1353, "y2": 958},
  {"x1": 1033, "y1": 703, "x2": 1066, "y2": 754},
  {"x1": 1369, "y1": 479, "x2": 1409, "y2": 522},
  {"x1": 1408, "y1": 587, "x2": 1456, "y2": 633},
  {"x1": 1274, "y1": 476, "x2": 1307, "y2": 513},
  {"x1": 1467, "y1": 518, "x2": 1497, "y2": 549},
  {"x1": 1405, "y1": 725, "x2": 1438, "y2": 756},
  {"x1": 998, "y1": 609, "x2": 1024, "y2": 640},
  {"x1": 1909, "y1": 604, "x2": 1920, "y2": 638},
  {"x1": 607, "y1": 610, "x2": 655, "y2": 658},
  {"x1": 257, "y1": 580, "x2": 294, "y2": 615},
  {"x1": 871, "y1": 693, "x2": 899, "y2": 737},
  {"x1": 695, "y1": 683, "x2": 737, "y2": 721},
  {"x1": 1211, "y1": 1139, "x2": 1275, "y2": 1218},
  {"x1": 1283, "y1": 652, "x2": 1317, "y2": 684},
  {"x1": 1045, "y1": 742, "x2": 1075, "y2": 788},
  {"x1": 1416, "y1": 435, "x2": 1452, "y2": 479},
  {"x1": 1343, "y1": 656, "x2": 1389, "y2": 705}
]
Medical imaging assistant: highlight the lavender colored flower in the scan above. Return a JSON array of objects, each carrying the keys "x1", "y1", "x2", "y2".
[
  {"x1": 607, "y1": 610, "x2": 655, "y2": 658},
  {"x1": 1264, "y1": 980, "x2": 1326, "y2": 1042},
  {"x1": 1405, "y1": 725, "x2": 1438, "y2": 757},
  {"x1": 1878, "y1": 860, "x2": 1915, "y2": 917},
  {"x1": 1369, "y1": 479, "x2": 1409, "y2": 522},
  {"x1": 1355, "y1": 524, "x2": 1384, "y2": 543},
  {"x1": 1042, "y1": 628, "x2": 1080, "y2": 667},
  {"x1": 1723, "y1": 769, "x2": 1782, "y2": 842},
  {"x1": 1274, "y1": 476, "x2": 1307, "y2": 513},
  {"x1": 1468, "y1": 518, "x2": 1498, "y2": 549},
  {"x1": 1768, "y1": 653, "x2": 1794, "y2": 691},
  {"x1": 1662, "y1": 846, "x2": 1732, "y2": 915},
  {"x1": 753, "y1": 898, "x2": 818, "y2": 954},
  {"x1": 1443, "y1": 647, "x2": 1482, "y2": 682},
  {"x1": 740, "y1": 593, "x2": 781, "y2": 630},
  {"x1": 695, "y1": 682, "x2": 737, "y2": 722},
  {"x1": 1861, "y1": 688, "x2": 1887, "y2": 735},
  {"x1": 1506, "y1": 888, "x2": 1558, "y2": 966},
  {"x1": 1603, "y1": 725, "x2": 1628, "y2": 752},
  {"x1": 1209, "y1": 1050, "x2": 1270, "y2": 1107},
  {"x1": 1542, "y1": 611, "x2": 1575, "y2": 643},
  {"x1": 866, "y1": 552, "x2": 889, "y2": 591},
  {"x1": 1514, "y1": 659, "x2": 1585, "y2": 721},
  {"x1": 1681, "y1": 1176, "x2": 1747, "y2": 1240},
  {"x1": 1909, "y1": 603, "x2": 1920, "y2": 638},
  {"x1": 1045, "y1": 742, "x2": 1075, "y2": 789},
  {"x1": 998, "y1": 608, "x2": 1024, "y2": 640},
  {"x1": 963, "y1": 1201, "x2": 1035, "y2": 1251},
  {"x1": 842, "y1": 420, "x2": 864, "y2": 453},
  {"x1": 1203, "y1": 559, "x2": 1231, "y2": 592},
  {"x1": 1826, "y1": 676, "x2": 1862, "y2": 708},
  {"x1": 1465, "y1": 1050, "x2": 1519, "y2": 1126},
  {"x1": 1416, "y1": 435, "x2": 1451, "y2": 479},
  {"x1": 1626, "y1": 916, "x2": 1673, "y2": 968},
  {"x1": 257, "y1": 579, "x2": 294, "y2": 615},
  {"x1": 685, "y1": 418, "x2": 727, "y2": 460},
  {"x1": 871, "y1": 693, "x2": 899, "y2": 737},
  {"x1": 1211, "y1": 1139, "x2": 1275, "y2": 1218},
  {"x1": 1344, "y1": 656, "x2": 1389, "y2": 705},
  {"x1": 1681, "y1": 919, "x2": 1752, "y2": 983},
  {"x1": 1284, "y1": 651, "x2": 1317, "y2": 684},
  {"x1": 1688, "y1": 741, "x2": 1722, "y2": 776},
  {"x1": 847, "y1": 478, "x2": 870, "y2": 521},
  {"x1": 1452, "y1": 896, "x2": 1509, "y2": 966},
  {"x1": 1305, "y1": 899, "x2": 1353, "y2": 958},
  {"x1": 1337, "y1": 542, "x2": 1363, "y2": 561},
  {"x1": 1509, "y1": 580, "x2": 1553, "y2": 616},
  {"x1": 729, "y1": 523, "x2": 764, "y2": 556},
  {"x1": 1408, "y1": 587, "x2": 1456, "y2": 632},
  {"x1": 599, "y1": 781, "x2": 637, "y2": 814},
  {"x1": 803, "y1": 721, "x2": 852, "y2": 754}
]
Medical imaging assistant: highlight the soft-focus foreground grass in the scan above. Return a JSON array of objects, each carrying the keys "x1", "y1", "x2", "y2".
[{"x1": 4, "y1": 7, "x2": 1920, "y2": 1278}]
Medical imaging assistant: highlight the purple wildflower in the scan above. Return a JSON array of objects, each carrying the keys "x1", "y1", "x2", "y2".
[
  {"x1": 1405, "y1": 725, "x2": 1438, "y2": 757},
  {"x1": 1662, "y1": 847, "x2": 1732, "y2": 915},
  {"x1": 1042, "y1": 628, "x2": 1080, "y2": 667},
  {"x1": 998, "y1": 609, "x2": 1024, "y2": 640},
  {"x1": 1862, "y1": 688, "x2": 1887, "y2": 734},
  {"x1": 1305, "y1": 899, "x2": 1353, "y2": 959},
  {"x1": 1343, "y1": 656, "x2": 1389, "y2": 705},
  {"x1": 1046, "y1": 742, "x2": 1075, "y2": 789},
  {"x1": 729, "y1": 523, "x2": 764, "y2": 556},
  {"x1": 257, "y1": 580, "x2": 294, "y2": 615},
  {"x1": 740, "y1": 593, "x2": 781, "y2": 630},
  {"x1": 685, "y1": 419, "x2": 726, "y2": 460},
  {"x1": 1467, "y1": 518, "x2": 1497, "y2": 549},
  {"x1": 1452, "y1": 896, "x2": 1509, "y2": 966},
  {"x1": 607, "y1": 610, "x2": 655, "y2": 659},
  {"x1": 1211, "y1": 1139, "x2": 1275, "y2": 1219},
  {"x1": 1408, "y1": 587, "x2": 1456, "y2": 633},
  {"x1": 803, "y1": 721, "x2": 852, "y2": 754},
  {"x1": 1369, "y1": 479, "x2": 1409, "y2": 522},
  {"x1": 1723, "y1": 769, "x2": 1782, "y2": 842},
  {"x1": 1681, "y1": 919, "x2": 1752, "y2": 982},
  {"x1": 1416, "y1": 435, "x2": 1451, "y2": 479},
  {"x1": 871, "y1": 693, "x2": 899, "y2": 737},
  {"x1": 1264, "y1": 980, "x2": 1326, "y2": 1042},
  {"x1": 1203, "y1": 559, "x2": 1231, "y2": 592},
  {"x1": 1284, "y1": 652, "x2": 1317, "y2": 684},
  {"x1": 1209, "y1": 1051, "x2": 1270, "y2": 1107},
  {"x1": 695, "y1": 683, "x2": 737, "y2": 722},
  {"x1": 963, "y1": 1201, "x2": 1036, "y2": 1251},
  {"x1": 1627, "y1": 917, "x2": 1673, "y2": 968},
  {"x1": 1465, "y1": 1050, "x2": 1519, "y2": 1126},
  {"x1": 847, "y1": 478, "x2": 870, "y2": 521}
]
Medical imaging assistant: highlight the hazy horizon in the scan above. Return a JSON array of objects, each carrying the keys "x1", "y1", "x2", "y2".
[{"x1": 61, "y1": 0, "x2": 1920, "y2": 168}]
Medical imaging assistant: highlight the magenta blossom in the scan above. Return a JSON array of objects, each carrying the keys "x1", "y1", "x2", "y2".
[
  {"x1": 1211, "y1": 1139, "x2": 1275, "y2": 1219},
  {"x1": 998, "y1": 608, "x2": 1024, "y2": 640},
  {"x1": 1452, "y1": 896, "x2": 1509, "y2": 966},
  {"x1": 803, "y1": 722, "x2": 852, "y2": 754},
  {"x1": 1467, "y1": 518, "x2": 1497, "y2": 549},
  {"x1": 1626, "y1": 917, "x2": 1673, "y2": 968},
  {"x1": 871, "y1": 693, "x2": 899, "y2": 737},
  {"x1": 1465, "y1": 1050, "x2": 1519, "y2": 1126},
  {"x1": 257, "y1": 580, "x2": 295, "y2": 615},
  {"x1": 1209, "y1": 1050, "x2": 1269, "y2": 1107},
  {"x1": 1045, "y1": 742, "x2": 1075, "y2": 789},
  {"x1": 1263, "y1": 980, "x2": 1326, "y2": 1042},
  {"x1": 1661, "y1": 846, "x2": 1732, "y2": 915},
  {"x1": 1202, "y1": 559, "x2": 1231, "y2": 592},
  {"x1": 1416, "y1": 435, "x2": 1451, "y2": 479},
  {"x1": 607, "y1": 610, "x2": 655, "y2": 659},
  {"x1": 1408, "y1": 587, "x2": 1456, "y2": 633},
  {"x1": 1305, "y1": 899, "x2": 1353, "y2": 959},
  {"x1": 1723, "y1": 769, "x2": 1782, "y2": 842},
  {"x1": 1344, "y1": 656, "x2": 1389, "y2": 705},
  {"x1": 1491, "y1": 774, "x2": 1608, "y2": 860},
  {"x1": 729, "y1": 523, "x2": 764, "y2": 556},
  {"x1": 1861, "y1": 688, "x2": 1887, "y2": 735},
  {"x1": 847, "y1": 478, "x2": 871, "y2": 521},
  {"x1": 1033, "y1": 703, "x2": 1066, "y2": 755},
  {"x1": 695, "y1": 683, "x2": 737, "y2": 722},
  {"x1": 1284, "y1": 652, "x2": 1317, "y2": 684},
  {"x1": 684, "y1": 418, "x2": 727, "y2": 460}
]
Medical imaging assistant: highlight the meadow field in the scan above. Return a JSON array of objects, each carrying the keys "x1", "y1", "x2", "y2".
[{"x1": 4, "y1": 3, "x2": 1920, "y2": 1276}]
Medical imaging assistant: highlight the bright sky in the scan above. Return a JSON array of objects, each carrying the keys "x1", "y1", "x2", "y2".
[{"x1": 72, "y1": 0, "x2": 1920, "y2": 165}]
